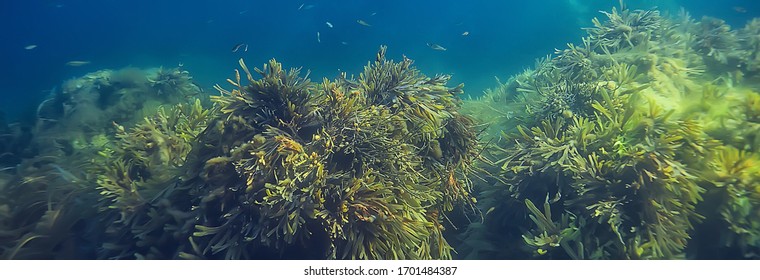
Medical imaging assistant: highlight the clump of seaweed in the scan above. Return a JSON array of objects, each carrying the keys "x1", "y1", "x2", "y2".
[
  {"x1": 96, "y1": 99, "x2": 212, "y2": 215},
  {"x1": 0, "y1": 155, "x2": 96, "y2": 259},
  {"x1": 463, "y1": 5, "x2": 755, "y2": 260},
  {"x1": 586, "y1": 7, "x2": 664, "y2": 52},
  {"x1": 0, "y1": 66, "x2": 207, "y2": 259},
  {"x1": 501, "y1": 87, "x2": 708, "y2": 259},
  {"x1": 147, "y1": 67, "x2": 202, "y2": 97},
  {"x1": 692, "y1": 16, "x2": 746, "y2": 71},
  {"x1": 552, "y1": 41, "x2": 599, "y2": 82},
  {"x1": 739, "y1": 19, "x2": 760, "y2": 74},
  {"x1": 0, "y1": 122, "x2": 35, "y2": 168},
  {"x1": 96, "y1": 47, "x2": 481, "y2": 260},
  {"x1": 93, "y1": 98, "x2": 214, "y2": 259},
  {"x1": 704, "y1": 146, "x2": 760, "y2": 258},
  {"x1": 520, "y1": 196, "x2": 584, "y2": 259},
  {"x1": 30, "y1": 66, "x2": 204, "y2": 161}
]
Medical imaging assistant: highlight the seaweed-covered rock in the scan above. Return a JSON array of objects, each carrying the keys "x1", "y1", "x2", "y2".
[
  {"x1": 692, "y1": 16, "x2": 746, "y2": 71},
  {"x1": 739, "y1": 19, "x2": 760, "y2": 75},
  {"x1": 705, "y1": 146, "x2": 760, "y2": 258},
  {"x1": 475, "y1": 69, "x2": 710, "y2": 259},
  {"x1": 35, "y1": 67, "x2": 203, "y2": 154},
  {"x1": 97, "y1": 47, "x2": 481, "y2": 260},
  {"x1": 463, "y1": 6, "x2": 760, "y2": 260},
  {"x1": 93, "y1": 99, "x2": 214, "y2": 259},
  {"x1": 0, "y1": 122, "x2": 35, "y2": 168},
  {"x1": 586, "y1": 7, "x2": 664, "y2": 52},
  {"x1": 0, "y1": 66, "x2": 205, "y2": 259}
]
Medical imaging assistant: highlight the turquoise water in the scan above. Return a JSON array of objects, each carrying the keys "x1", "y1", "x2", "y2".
[{"x1": 2, "y1": 0, "x2": 755, "y2": 121}]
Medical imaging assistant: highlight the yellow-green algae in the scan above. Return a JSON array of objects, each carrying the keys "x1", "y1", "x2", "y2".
[
  {"x1": 462, "y1": 6, "x2": 760, "y2": 259},
  {"x1": 1, "y1": 47, "x2": 480, "y2": 260},
  {"x1": 92, "y1": 47, "x2": 481, "y2": 260}
]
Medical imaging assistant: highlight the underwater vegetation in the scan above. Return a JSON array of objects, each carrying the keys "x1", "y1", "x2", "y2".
[
  {"x1": 64, "y1": 46, "x2": 480, "y2": 260},
  {"x1": 93, "y1": 98, "x2": 215, "y2": 259},
  {"x1": 463, "y1": 5, "x2": 760, "y2": 259},
  {"x1": 0, "y1": 45, "x2": 480, "y2": 260},
  {"x1": 0, "y1": 117, "x2": 34, "y2": 169},
  {"x1": 3, "y1": 4, "x2": 760, "y2": 260},
  {"x1": 0, "y1": 67, "x2": 205, "y2": 259}
]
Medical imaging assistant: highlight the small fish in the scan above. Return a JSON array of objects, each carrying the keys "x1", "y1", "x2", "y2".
[
  {"x1": 24, "y1": 44, "x2": 37, "y2": 50},
  {"x1": 317, "y1": 32, "x2": 321, "y2": 43},
  {"x1": 231, "y1": 43, "x2": 248, "y2": 53},
  {"x1": 66, "y1": 60, "x2": 91, "y2": 66},
  {"x1": 461, "y1": 31, "x2": 469, "y2": 36},
  {"x1": 0, "y1": 166, "x2": 16, "y2": 172},
  {"x1": 239, "y1": 10, "x2": 248, "y2": 15},
  {"x1": 426, "y1": 43, "x2": 447, "y2": 51},
  {"x1": 485, "y1": 207, "x2": 496, "y2": 216},
  {"x1": 371, "y1": 12, "x2": 377, "y2": 16},
  {"x1": 50, "y1": 164, "x2": 82, "y2": 183},
  {"x1": 733, "y1": 6, "x2": 747, "y2": 13},
  {"x1": 341, "y1": 41, "x2": 348, "y2": 45},
  {"x1": 298, "y1": 3, "x2": 314, "y2": 10},
  {"x1": 326, "y1": 21, "x2": 333, "y2": 28},
  {"x1": 356, "y1": 19, "x2": 371, "y2": 27}
]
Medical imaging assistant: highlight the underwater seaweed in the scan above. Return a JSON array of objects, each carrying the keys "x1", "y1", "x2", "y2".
[
  {"x1": 92, "y1": 99, "x2": 214, "y2": 259},
  {"x1": 0, "y1": 67, "x2": 208, "y2": 259},
  {"x1": 0, "y1": 122, "x2": 35, "y2": 168},
  {"x1": 96, "y1": 47, "x2": 481, "y2": 260},
  {"x1": 692, "y1": 16, "x2": 746, "y2": 71},
  {"x1": 478, "y1": 73, "x2": 711, "y2": 259},
  {"x1": 96, "y1": 99, "x2": 213, "y2": 215},
  {"x1": 739, "y1": 19, "x2": 760, "y2": 74},
  {"x1": 462, "y1": 5, "x2": 760, "y2": 260},
  {"x1": 704, "y1": 146, "x2": 760, "y2": 258},
  {"x1": 586, "y1": 7, "x2": 664, "y2": 53},
  {"x1": 0, "y1": 156, "x2": 96, "y2": 259}
]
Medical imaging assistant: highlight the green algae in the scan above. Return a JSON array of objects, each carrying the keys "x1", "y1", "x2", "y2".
[
  {"x1": 86, "y1": 47, "x2": 481, "y2": 260},
  {"x1": 462, "y1": 6, "x2": 760, "y2": 259}
]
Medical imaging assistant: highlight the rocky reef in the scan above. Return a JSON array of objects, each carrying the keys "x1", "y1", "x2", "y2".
[
  {"x1": 1, "y1": 47, "x2": 481, "y2": 260},
  {"x1": 0, "y1": 66, "x2": 205, "y2": 259},
  {"x1": 462, "y1": 6, "x2": 760, "y2": 259},
  {"x1": 97, "y1": 47, "x2": 480, "y2": 260}
]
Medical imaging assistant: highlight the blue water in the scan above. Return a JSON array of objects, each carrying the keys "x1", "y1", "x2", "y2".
[{"x1": 1, "y1": 0, "x2": 757, "y2": 121}]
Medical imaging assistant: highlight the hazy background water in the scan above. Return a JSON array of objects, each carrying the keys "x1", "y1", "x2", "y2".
[{"x1": 1, "y1": 0, "x2": 757, "y2": 122}]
